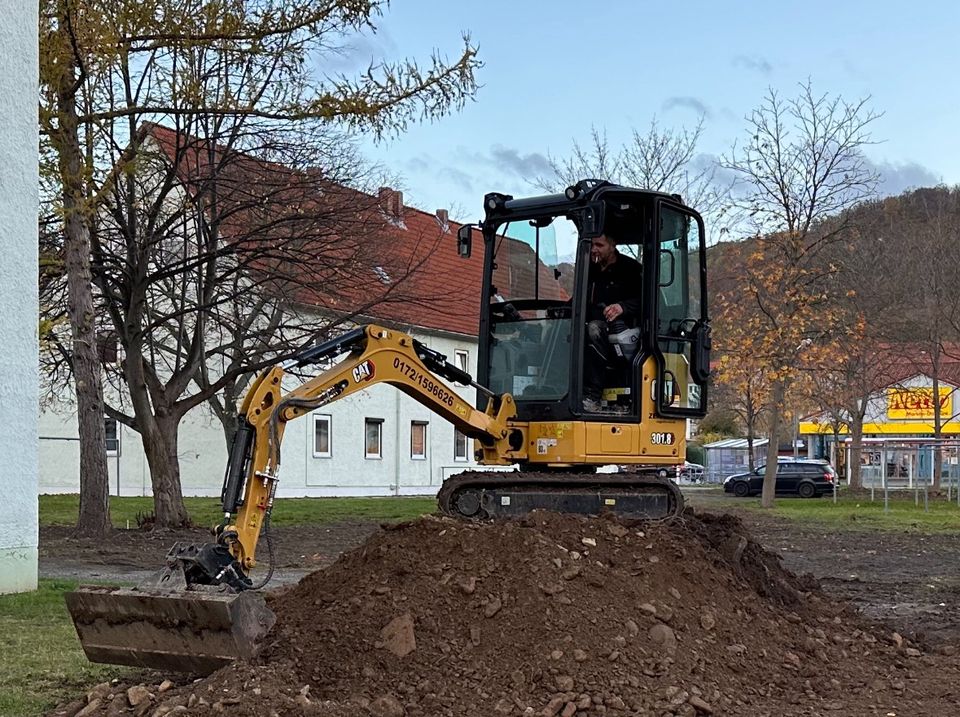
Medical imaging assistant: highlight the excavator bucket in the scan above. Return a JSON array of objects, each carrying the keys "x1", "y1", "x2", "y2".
[{"x1": 66, "y1": 586, "x2": 276, "y2": 674}]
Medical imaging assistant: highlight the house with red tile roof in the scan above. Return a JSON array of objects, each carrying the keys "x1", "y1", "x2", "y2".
[{"x1": 40, "y1": 125, "x2": 543, "y2": 498}]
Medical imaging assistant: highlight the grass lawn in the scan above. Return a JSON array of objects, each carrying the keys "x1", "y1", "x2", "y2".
[
  {"x1": 39, "y1": 494, "x2": 438, "y2": 528},
  {"x1": 731, "y1": 491, "x2": 960, "y2": 532},
  {"x1": 20, "y1": 497, "x2": 437, "y2": 716},
  {"x1": 0, "y1": 579, "x2": 137, "y2": 717}
]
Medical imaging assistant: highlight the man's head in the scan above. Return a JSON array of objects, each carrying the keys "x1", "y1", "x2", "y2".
[{"x1": 590, "y1": 232, "x2": 618, "y2": 268}]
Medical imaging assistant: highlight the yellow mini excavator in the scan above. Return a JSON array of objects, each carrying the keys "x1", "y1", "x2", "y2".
[{"x1": 67, "y1": 180, "x2": 711, "y2": 673}]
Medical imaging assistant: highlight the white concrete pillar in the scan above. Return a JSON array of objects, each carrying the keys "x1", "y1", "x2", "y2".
[{"x1": 0, "y1": 0, "x2": 40, "y2": 593}]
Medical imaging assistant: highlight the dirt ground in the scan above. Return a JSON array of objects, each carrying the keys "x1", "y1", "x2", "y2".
[
  {"x1": 687, "y1": 492, "x2": 960, "y2": 649},
  {"x1": 41, "y1": 492, "x2": 960, "y2": 648},
  {"x1": 43, "y1": 491, "x2": 960, "y2": 716}
]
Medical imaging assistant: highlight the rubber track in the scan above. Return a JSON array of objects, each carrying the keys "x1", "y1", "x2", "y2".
[{"x1": 436, "y1": 470, "x2": 684, "y2": 520}]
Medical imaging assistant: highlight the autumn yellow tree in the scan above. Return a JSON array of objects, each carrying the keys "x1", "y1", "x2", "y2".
[
  {"x1": 719, "y1": 81, "x2": 880, "y2": 507},
  {"x1": 40, "y1": 0, "x2": 480, "y2": 528}
]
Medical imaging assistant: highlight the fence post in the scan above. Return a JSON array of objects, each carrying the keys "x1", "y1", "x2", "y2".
[
  {"x1": 882, "y1": 445, "x2": 888, "y2": 492},
  {"x1": 884, "y1": 487, "x2": 889, "y2": 513}
]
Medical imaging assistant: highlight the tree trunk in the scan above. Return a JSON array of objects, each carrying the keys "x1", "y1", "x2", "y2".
[
  {"x1": 761, "y1": 379, "x2": 785, "y2": 508},
  {"x1": 746, "y1": 418, "x2": 756, "y2": 472},
  {"x1": 831, "y1": 426, "x2": 842, "y2": 485},
  {"x1": 933, "y1": 372, "x2": 943, "y2": 492},
  {"x1": 124, "y1": 348, "x2": 190, "y2": 527},
  {"x1": 210, "y1": 378, "x2": 242, "y2": 453},
  {"x1": 220, "y1": 409, "x2": 240, "y2": 455},
  {"x1": 54, "y1": 19, "x2": 111, "y2": 538},
  {"x1": 139, "y1": 412, "x2": 190, "y2": 527},
  {"x1": 849, "y1": 418, "x2": 864, "y2": 490}
]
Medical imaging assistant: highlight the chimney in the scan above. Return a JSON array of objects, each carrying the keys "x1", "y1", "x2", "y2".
[
  {"x1": 436, "y1": 208, "x2": 449, "y2": 232},
  {"x1": 378, "y1": 186, "x2": 403, "y2": 218}
]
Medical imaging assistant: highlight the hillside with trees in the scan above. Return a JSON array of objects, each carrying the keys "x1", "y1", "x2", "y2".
[{"x1": 707, "y1": 185, "x2": 960, "y2": 489}]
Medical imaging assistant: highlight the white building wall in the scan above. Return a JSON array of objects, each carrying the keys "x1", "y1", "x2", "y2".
[
  {"x1": 39, "y1": 330, "x2": 480, "y2": 497},
  {"x1": 0, "y1": 0, "x2": 39, "y2": 593}
]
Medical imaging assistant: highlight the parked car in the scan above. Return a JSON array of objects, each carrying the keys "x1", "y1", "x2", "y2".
[
  {"x1": 723, "y1": 459, "x2": 837, "y2": 498},
  {"x1": 678, "y1": 461, "x2": 705, "y2": 483}
]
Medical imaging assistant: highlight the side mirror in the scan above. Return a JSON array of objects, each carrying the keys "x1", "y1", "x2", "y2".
[
  {"x1": 456, "y1": 224, "x2": 473, "y2": 258},
  {"x1": 691, "y1": 321, "x2": 712, "y2": 384}
]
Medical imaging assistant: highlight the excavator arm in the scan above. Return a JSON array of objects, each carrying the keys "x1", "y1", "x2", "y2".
[
  {"x1": 218, "y1": 324, "x2": 522, "y2": 573},
  {"x1": 66, "y1": 324, "x2": 522, "y2": 674}
]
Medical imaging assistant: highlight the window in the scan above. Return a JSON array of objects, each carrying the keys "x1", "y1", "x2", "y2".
[
  {"x1": 313, "y1": 414, "x2": 332, "y2": 458},
  {"x1": 454, "y1": 428, "x2": 469, "y2": 462},
  {"x1": 454, "y1": 349, "x2": 469, "y2": 386},
  {"x1": 104, "y1": 417, "x2": 120, "y2": 455},
  {"x1": 365, "y1": 418, "x2": 383, "y2": 459},
  {"x1": 97, "y1": 333, "x2": 118, "y2": 364},
  {"x1": 411, "y1": 421, "x2": 427, "y2": 460}
]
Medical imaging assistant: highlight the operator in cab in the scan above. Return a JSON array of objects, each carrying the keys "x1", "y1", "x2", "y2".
[{"x1": 583, "y1": 228, "x2": 643, "y2": 412}]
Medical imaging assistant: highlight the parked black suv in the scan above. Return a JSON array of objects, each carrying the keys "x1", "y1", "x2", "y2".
[{"x1": 723, "y1": 460, "x2": 837, "y2": 498}]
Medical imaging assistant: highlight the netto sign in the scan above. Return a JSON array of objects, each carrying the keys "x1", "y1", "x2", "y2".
[{"x1": 886, "y1": 388, "x2": 952, "y2": 420}]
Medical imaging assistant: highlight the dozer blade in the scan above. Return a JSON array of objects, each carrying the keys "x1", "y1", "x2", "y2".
[
  {"x1": 66, "y1": 586, "x2": 276, "y2": 674},
  {"x1": 437, "y1": 470, "x2": 684, "y2": 521}
]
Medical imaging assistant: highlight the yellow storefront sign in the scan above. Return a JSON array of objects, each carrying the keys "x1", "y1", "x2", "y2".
[{"x1": 886, "y1": 388, "x2": 952, "y2": 420}]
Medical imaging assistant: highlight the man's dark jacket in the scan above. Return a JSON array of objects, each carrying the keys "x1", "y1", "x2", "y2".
[{"x1": 587, "y1": 252, "x2": 643, "y2": 323}]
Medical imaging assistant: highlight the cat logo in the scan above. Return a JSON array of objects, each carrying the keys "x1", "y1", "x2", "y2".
[{"x1": 352, "y1": 360, "x2": 376, "y2": 384}]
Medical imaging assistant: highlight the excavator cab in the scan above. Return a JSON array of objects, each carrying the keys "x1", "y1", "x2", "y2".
[{"x1": 459, "y1": 179, "x2": 710, "y2": 462}]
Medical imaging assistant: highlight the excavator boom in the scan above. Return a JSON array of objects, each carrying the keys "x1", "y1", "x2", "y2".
[{"x1": 66, "y1": 324, "x2": 522, "y2": 674}]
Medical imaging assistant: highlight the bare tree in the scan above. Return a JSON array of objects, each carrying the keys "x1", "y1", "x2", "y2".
[
  {"x1": 536, "y1": 118, "x2": 730, "y2": 238},
  {"x1": 39, "y1": 0, "x2": 111, "y2": 536},
  {"x1": 719, "y1": 81, "x2": 880, "y2": 508},
  {"x1": 39, "y1": 0, "x2": 480, "y2": 528},
  {"x1": 902, "y1": 189, "x2": 960, "y2": 491},
  {"x1": 855, "y1": 188, "x2": 960, "y2": 491}
]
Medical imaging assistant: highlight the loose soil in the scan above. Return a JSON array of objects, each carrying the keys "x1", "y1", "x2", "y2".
[{"x1": 43, "y1": 495, "x2": 960, "y2": 716}]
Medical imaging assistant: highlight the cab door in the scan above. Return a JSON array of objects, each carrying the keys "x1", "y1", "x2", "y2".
[{"x1": 653, "y1": 201, "x2": 709, "y2": 418}]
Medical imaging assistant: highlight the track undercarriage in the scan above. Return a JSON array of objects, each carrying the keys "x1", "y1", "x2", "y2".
[{"x1": 437, "y1": 470, "x2": 684, "y2": 521}]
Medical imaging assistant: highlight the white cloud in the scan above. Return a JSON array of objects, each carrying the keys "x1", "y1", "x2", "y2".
[
  {"x1": 732, "y1": 54, "x2": 773, "y2": 75},
  {"x1": 866, "y1": 157, "x2": 942, "y2": 197},
  {"x1": 662, "y1": 96, "x2": 712, "y2": 119}
]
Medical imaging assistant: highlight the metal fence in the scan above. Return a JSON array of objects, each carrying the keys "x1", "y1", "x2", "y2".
[
  {"x1": 854, "y1": 439, "x2": 960, "y2": 508},
  {"x1": 702, "y1": 438, "x2": 769, "y2": 484}
]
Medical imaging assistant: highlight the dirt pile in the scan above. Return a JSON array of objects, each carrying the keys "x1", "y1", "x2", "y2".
[{"x1": 51, "y1": 510, "x2": 960, "y2": 717}]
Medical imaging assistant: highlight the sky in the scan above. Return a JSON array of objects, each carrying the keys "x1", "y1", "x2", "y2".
[{"x1": 333, "y1": 0, "x2": 960, "y2": 227}]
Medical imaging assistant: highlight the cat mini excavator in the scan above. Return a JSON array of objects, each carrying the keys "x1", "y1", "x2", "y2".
[{"x1": 67, "y1": 180, "x2": 711, "y2": 673}]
